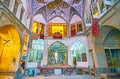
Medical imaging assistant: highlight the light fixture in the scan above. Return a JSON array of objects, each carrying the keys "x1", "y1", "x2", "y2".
[{"x1": 54, "y1": 50, "x2": 58, "y2": 63}]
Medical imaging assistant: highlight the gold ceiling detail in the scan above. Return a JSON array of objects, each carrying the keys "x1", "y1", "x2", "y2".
[
  {"x1": 0, "y1": 25, "x2": 21, "y2": 72},
  {"x1": 48, "y1": 23, "x2": 67, "y2": 36},
  {"x1": 47, "y1": 1, "x2": 54, "y2": 10}
]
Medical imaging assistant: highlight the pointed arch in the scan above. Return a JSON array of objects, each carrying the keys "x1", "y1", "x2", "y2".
[
  {"x1": 70, "y1": 14, "x2": 82, "y2": 24},
  {"x1": 70, "y1": 40, "x2": 86, "y2": 66},
  {"x1": 94, "y1": 25, "x2": 120, "y2": 67},
  {"x1": 0, "y1": 25, "x2": 21, "y2": 72},
  {"x1": 48, "y1": 41, "x2": 68, "y2": 65},
  {"x1": 70, "y1": 7, "x2": 83, "y2": 20},
  {"x1": 48, "y1": 16, "x2": 67, "y2": 23},
  {"x1": 48, "y1": 17, "x2": 67, "y2": 36},
  {"x1": 33, "y1": 13, "x2": 46, "y2": 24}
]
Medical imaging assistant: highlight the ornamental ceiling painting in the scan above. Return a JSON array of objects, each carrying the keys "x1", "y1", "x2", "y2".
[{"x1": 33, "y1": 0, "x2": 85, "y2": 23}]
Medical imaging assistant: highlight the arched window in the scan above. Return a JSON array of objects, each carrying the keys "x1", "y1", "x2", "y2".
[
  {"x1": 71, "y1": 41, "x2": 86, "y2": 66},
  {"x1": 48, "y1": 41, "x2": 67, "y2": 65},
  {"x1": 29, "y1": 39, "x2": 44, "y2": 62}
]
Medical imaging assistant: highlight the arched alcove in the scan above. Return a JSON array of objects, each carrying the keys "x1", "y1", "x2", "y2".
[
  {"x1": 70, "y1": 15, "x2": 82, "y2": 24},
  {"x1": 48, "y1": 41, "x2": 67, "y2": 65},
  {"x1": 103, "y1": 29, "x2": 120, "y2": 67},
  {"x1": 48, "y1": 17, "x2": 67, "y2": 36},
  {"x1": 0, "y1": 25, "x2": 21, "y2": 72},
  {"x1": 70, "y1": 41, "x2": 86, "y2": 66},
  {"x1": 94, "y1": 25, "x2": 120, "y2": 67},
  {"x1": 33, "y1": 14, "x2": 46, "y2": 24},
  {"x1": 49, "y1": 17, "x2": 66, "y2": 23}
]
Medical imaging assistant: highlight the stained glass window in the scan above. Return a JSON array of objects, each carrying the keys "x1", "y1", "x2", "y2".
[
  {"x1": 4, "y1": 0, "x2": 10, "y2": 6},
  {"x1": 20, "y1": 8, "x2": 24, "y2": 21},
  {"x1": 105, "y1": 49, "x2": 120, "y2": 67},
  {"x1": 13, "y1": 0, "x2": 18, "y2": 15},
  {"x1": 29, "y1": 39, "x2": 44, "y2": 62},
  {"x1": 48, "y1": 41, "x2": 67, "y2": 65},
  {"x1": 93, "y1": 6, "x2": 99, "y2": 16},
  {"x1": 86, "y1": 13, "x2": 92, "y2": 24},
  {"x1": 99, "y1": 0, "x2": 106, "y2": 14},
  {"x1": 71, "y1": 41, "x2": 86, "y2": 66},
  {"x1": 104, "y1": 0, "x2": 113, "y2": 9},
  {"x1": 77, "y1": 22, "x2": 82, "y2": 32}
]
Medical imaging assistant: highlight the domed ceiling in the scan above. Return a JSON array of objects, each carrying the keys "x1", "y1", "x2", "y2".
[{"x1": 33, "y1": 0, "x2": 85, "y2": 23}]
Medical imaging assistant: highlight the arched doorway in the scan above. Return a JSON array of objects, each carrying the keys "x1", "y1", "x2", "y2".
[
  {"x1": 103, "y1": 29, "x2": 120, "y2": 67},
  {"x1": 95, "y1": 26, "x2": 120, "y2": 68},
  {"x1": 48, "y1": 41, "x2": 67, "y2": 65},
  {"x1": 70, "y1": 41, "x2": 86, "y2": 66},
  {"x1": 0, "y1": 25, "x2": 21, "y2": 72}
]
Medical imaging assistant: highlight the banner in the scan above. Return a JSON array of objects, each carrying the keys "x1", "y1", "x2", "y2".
[
  {"x1": 53, "y1": 32, "x2": 62, "y2": 39},
  {"x1": 92, "y1": 18, "x2": 99, "y2": 37},
  {"x1": 40, "y1": 34, "x2": 44, "y2": 39},
  {"x1": 71, "y1": 24, "x2": 76, "y2": 36},
  {"x1": 39, "y1": 24, "x2": 44, "y2": 39},
  {"x1": 71, "y1": 30, "x2": 76, "y2": 36}
]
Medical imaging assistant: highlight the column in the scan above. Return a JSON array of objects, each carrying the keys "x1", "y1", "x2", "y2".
[
  {"x1": 92, "y1": 39, "x2": 107, "y2": 68},
  {"x1": 67, "y1": 23, "x2": 71, "y2": 37}
]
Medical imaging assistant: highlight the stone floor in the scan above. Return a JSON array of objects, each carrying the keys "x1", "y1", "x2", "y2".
[{"x1": 25, "y1": 75, "x2": 99, "y2": 79}]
